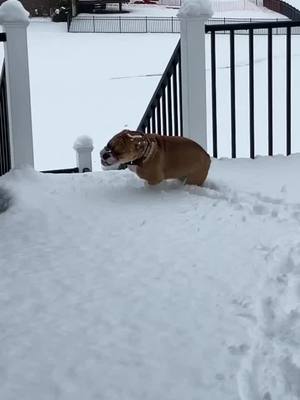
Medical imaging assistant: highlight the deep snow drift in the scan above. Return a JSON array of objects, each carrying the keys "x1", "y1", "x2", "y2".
[{"x1": 1, "y1": 155, "x2": 300, "y2": 400}]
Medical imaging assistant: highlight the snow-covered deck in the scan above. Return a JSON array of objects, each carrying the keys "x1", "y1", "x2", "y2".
[{"x1": 1, "y1": 154, "x2": 300, "y2": 399}]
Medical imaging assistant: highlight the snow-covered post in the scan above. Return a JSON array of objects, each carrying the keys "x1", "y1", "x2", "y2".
[
  {"x1": 178, "y1": 0, "x2": 213, "y2": 149},
  {"x1": 0, "y1": 0, "x2": 34, "y2": 169},
  {"x1": 73, "y1": 136, "x2": 94, "y2": 173}
]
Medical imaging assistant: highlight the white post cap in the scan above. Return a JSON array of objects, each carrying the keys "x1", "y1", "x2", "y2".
[
  {"x1": 0, "y1": 0, "x2": 30, "y2": 25},
  {"x1": 177, "y1": 0, "x2": 213, "y2": 18},
  {"x1": 73, "y1": 135, "x2": 94, "y2": 152}
]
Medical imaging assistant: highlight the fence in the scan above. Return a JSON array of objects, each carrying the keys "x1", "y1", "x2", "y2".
[
  {"x1": 205, "y1": 19, "x2": 300, "y2": 158},
  {"x1": 138, "y1": 19, "x2": 300, "y2": 158},
  {"x1": 68, "y1": 15, "x2": 289, "y2": 33},
  {"x1": 138, "y1": 40, "x2": 182, "y2": 136}
]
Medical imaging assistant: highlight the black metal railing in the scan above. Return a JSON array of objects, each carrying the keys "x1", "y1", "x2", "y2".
[
  {"x1": 0, "y1": 33, "x2": 10, "y2": 177},
  {"x1": 264, "y1": 0, "x2": 300, "y2": 20},
  {"x1": 0, "y1": 62, "x2": 10, "y2": 177},
  {"x1": 68, "y1": 15, "x2": 289, "y2": 34},
  {"x1": 206, "y1": 20, "x2": 300, "y2": 159},
  {"x1": 137, "y1": 40, "x2": 182, "y2": 136},
  {"x1": 69, "y1": 16, "x2": 180, "y2": 33}
]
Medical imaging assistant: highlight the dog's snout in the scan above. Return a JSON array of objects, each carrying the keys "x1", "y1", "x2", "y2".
[
  {"x1": 102, "y1": 152, "x2": 110, "y2": 160},
  {"x1": 100, "y1": 146, "x2": 110, "y2": 156}
]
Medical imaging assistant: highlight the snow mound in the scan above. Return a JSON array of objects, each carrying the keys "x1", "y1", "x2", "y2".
[
  {"x1": 177, "y1": 0, "x2": 213, "y2": 18},
  {"x1": 73, "y1": 135, "x2": 94, "y2": 150},
  {"x1": 0, "y1": 0, "x2": 30, "y2": 23}
]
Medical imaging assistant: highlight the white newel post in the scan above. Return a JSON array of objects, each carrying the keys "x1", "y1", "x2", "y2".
[
  {"x1": 0, "y1": 0, "x2": 34, "y2": 169},
  {"x1": 73, "y1": 136, "x2": 94, "y2": 173},
  {"x1": 178, "y1": 0, "x2": 213, "y2": 149}
]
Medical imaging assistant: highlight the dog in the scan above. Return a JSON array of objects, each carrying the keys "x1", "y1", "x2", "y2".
[{"x1": 100, "y1": 129, "x2": 211, "y2": 186}]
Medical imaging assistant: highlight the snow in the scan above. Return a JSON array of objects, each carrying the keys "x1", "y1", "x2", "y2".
[
  {"x1": 0, "y1": 0, "x2": 29, "y2": 23},
  {"x1": 1, "y1": 154, "x2": 300, "y2": 399},
  {"x1": 73, "y1": 135, "x2": 94, "y2": 151},
  {"x1": 177, "y1": 0, "x2": 213, "y2": 17},
  {"x1": 26, "y1": 22, "x2": 179, "y2": 171},
  {"x1": 1, "y1": 3, "x2": 300, "y2": 397}
]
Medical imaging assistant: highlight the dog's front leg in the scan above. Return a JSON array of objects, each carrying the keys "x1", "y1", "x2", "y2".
[{"x1": 135, "y1": 166, "x2": 163, "y2": 185}]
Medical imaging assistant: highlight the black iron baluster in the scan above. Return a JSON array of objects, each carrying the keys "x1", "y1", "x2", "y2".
[
  {"x1": 162, "y1": 85, "x2": 167, "y2": 135},
  {"x1": 167, "y1": 74, "x2": 173, "y2": 136},
  {"x1": 0, "y1": 64, "x2": 10, "y2": 176},
  {"x1": 151, "y1": 105, "x2": 156, "y2": 133},
  {"x1": 137, "y1": 40, "x2": 181, "y2": 136},
  {"x1": 249, "y1": 28, "x2": 255, "y2": 159},
  {"x1": 156, "y1": 93, "x2": 162, "y2": 133},
  {"x1": 268, "y1": 27, "x2": 273, "y2": 156},
  {"x1": 211, "y1": 31, "x2": 218, "y2": 158},
  {"x1": 286, "y1": 26, "x2": 291, "y2": 155},
  {"x1": 178, "y1": 51, "x2": 183, "y2": 136},
  {"x1": 0, "y1": 97, "x2": 4, "y2": 176},
  {"x1": 1, "y1": 88, "x2": 8, "y2": 173},
  {"x1": 230, "y1": 30, "x2": 236, "y2": 158},
  {"x1": 172, "y1": 64, "x2": 179, "y2": 136}
]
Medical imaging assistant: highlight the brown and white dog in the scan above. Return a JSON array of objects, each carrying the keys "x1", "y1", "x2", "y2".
[{"x1": 100, "y1": 129, "x2": 211, "y2": 186}]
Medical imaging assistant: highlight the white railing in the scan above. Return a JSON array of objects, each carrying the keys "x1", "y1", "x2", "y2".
[
  {"x1": 69, "y1": 15, "x2": 287, "y2": 33},
  {"x1": 0, "y1": 0, "x2": 34, "y2": 170}
]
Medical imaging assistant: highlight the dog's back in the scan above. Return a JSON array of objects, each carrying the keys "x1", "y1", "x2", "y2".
[{"x1": 150, "y1": 135, "x2": 211, "y2": 184}]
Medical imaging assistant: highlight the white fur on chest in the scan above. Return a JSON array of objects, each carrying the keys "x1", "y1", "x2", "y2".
[{"x1": 128, "y1": 164, "x2": 137, "y2": 173}]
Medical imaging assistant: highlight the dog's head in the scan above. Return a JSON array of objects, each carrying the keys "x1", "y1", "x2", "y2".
[{"x1": 100, "y1": 130, "x2": 148, "y2": 169}]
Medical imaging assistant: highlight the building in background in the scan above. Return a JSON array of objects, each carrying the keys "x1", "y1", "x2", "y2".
[{"x1": 0, "y1": 0, "x2": 71, "y2": 16}]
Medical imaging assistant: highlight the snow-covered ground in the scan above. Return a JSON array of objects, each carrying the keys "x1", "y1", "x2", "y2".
[{"x1": 1, "y1": 155, "x2": 300, "y2": 400}]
